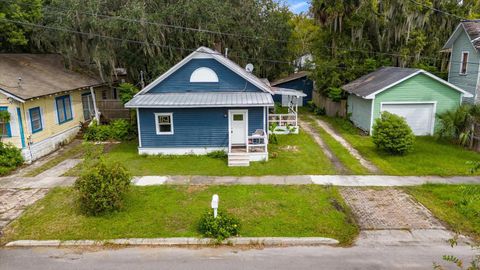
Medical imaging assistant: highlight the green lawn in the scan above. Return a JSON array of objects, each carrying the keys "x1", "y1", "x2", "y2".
[
  {"x1": 2, "y1": 185, "x2": 359, "y2": 245},
  {"x1": 77, "y1": 131, "x2": 336, "y2": 176},
  {"x1": 300, "y1": 115, "x2": 369, "y2": 175},
  {"x1": 406, "y1": 184, "x2": 480, "y2": 242},
  {"x1": 24, "y1": 141, "x2": 85, "y2": 177},
  {"x1": 317, "y1": 115, "x2": 480, "y2": 176}
]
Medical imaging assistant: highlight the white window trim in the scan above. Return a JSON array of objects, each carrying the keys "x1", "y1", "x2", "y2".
[
  {"x1": 190, "y1": 67, "x2": 219, "y2": 83},
  {"x1": 460, "y1": 51, "x2": 469, "y2": 75},
  {"x1": 154, "y1": 113, "x2": 174, "y2": 135}
]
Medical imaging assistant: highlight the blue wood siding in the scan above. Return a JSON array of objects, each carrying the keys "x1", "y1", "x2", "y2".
[
  {"x1": 139, "y1": 107, "x2": 264, "y2": 148},
  {"x1": 147, "y1": 59, "x2": 262, "y2": 93},
  {"x1": 274, "y1": 77, "x2": 313, "y2": 105}
]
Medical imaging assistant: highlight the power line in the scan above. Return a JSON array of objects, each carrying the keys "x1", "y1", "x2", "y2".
[
  {"x1": 2, "y1": 0, "x2": 469, "y2": 65},
  {"x1": 408, "y1": 0, "x2": 466, "y2": 20},
  {"x1": 0, "y1": 0, "x2": 292, "y2": 44},
  {"x1": 0, "y1": 18, "x2": 294, "y2": 65}
]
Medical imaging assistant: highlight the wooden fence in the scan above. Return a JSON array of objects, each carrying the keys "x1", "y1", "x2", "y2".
[
  {"x1": 312, "y1": 91, "x2": 347, "y2": 118},
  {"x1": 97, "y1": 100, "x2": 130, "y2": 120},
  {"x1": 470, "y1": 123, "x2": 480, "y2": 152}
]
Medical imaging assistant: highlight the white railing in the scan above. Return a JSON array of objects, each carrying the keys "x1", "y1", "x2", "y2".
[
  {"x1": 247, "y1": 134, "x2": 267, "y2": 153},
  {"x1": 268, "y1": 113, "x2": 298, "y2": 127}
]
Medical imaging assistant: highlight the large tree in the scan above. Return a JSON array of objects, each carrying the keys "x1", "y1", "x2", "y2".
[
  {"x1": 33, "y1": 0, "x2": 293, "y2": 82},
  {"x1": 310, "y1": 0, "x2": 480, "y2": 95},
  {"x1": 0, "y1": 0, "x2": 42, "y2": 51}
]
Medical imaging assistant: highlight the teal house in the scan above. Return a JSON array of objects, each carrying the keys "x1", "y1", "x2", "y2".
[
  {"x1": 343, "y1": 67, "x2": 472, "y2": 135},
  {"x1": 442, "y1": 20, "x2": 480, "y2": 103}
]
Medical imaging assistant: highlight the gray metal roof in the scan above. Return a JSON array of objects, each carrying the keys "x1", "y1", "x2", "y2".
[
  {"x1": 125, "y1": 92, "x2": 274, "y2": 108},
  {"x1": 272, "y1": 87, "x2": 307, "y2": 97},
  {"x1": 342, "y1": 67, "x2": 420, "y2": 97}
]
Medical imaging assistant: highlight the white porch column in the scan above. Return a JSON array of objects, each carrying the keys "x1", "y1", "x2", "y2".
[{"x1": 90, "y1": 87, "x2": 100, "y2": 122}]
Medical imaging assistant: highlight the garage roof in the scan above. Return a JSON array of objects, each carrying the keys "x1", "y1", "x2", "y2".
[{"x1": 342, "y1": 67, "x2": 473, "y2": 99}]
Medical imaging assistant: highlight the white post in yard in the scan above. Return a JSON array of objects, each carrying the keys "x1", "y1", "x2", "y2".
[
  {"x1": 90, "y1": 87, "x2": 100, "y2": 123},
  {"x1": 211, "y1": 194, "x2": 219, "y2": 218}
]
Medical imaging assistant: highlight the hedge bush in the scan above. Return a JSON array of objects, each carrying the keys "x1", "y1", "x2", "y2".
[
  {"x1": 74, "y1": 160, "x2": 131, "y2": 216},
  {"x1": 0, "y1": 142, "x2": 24, "y2": 175},
  {"x1": 198, "y1": 210, "x2": 240, "y2": 241},
  {"x1": 83, "y1": 119, "x2": 135, "y2": 142},
  {"x1": 372, "y1": 111, "x2": 415, "y2": 155}
]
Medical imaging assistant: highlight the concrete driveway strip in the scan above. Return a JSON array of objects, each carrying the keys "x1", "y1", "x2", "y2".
[{"x1": 131, "y1": 175, "x2": 480, "y2": 186}]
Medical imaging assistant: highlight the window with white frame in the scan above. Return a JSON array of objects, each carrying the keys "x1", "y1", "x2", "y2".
[
  {"x1": 460, "y1": 51, "x2": 469, "y2": 75},
  {"x1": 155, "y1": 113, "x2": 173, "y2": 135}
]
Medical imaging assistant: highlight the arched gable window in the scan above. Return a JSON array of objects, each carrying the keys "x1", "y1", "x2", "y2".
[{"x1": 189, "y1": 67, "x2": 219, "y2": 83}]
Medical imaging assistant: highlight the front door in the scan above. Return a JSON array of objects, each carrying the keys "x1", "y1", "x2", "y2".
[
  {"x1": 82, "y1": 93, "x2": 95, "y2": 121},
  {"x1": 230, "y1": 110, "x2": 247, "y2": 145}
]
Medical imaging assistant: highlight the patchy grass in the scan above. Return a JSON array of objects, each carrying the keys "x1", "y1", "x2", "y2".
[
  {"x1": 24, "y1": 141, "x2": 85, "y2": 177},
  {"x1": 68, "y1": 131, "x2": 336, "y2": 176},
  {"x1": 317, "y1": 115, "x2": 480, "y2": 176},
  {"x1": 300, "y1": 115, "x2": 369, "y2": 175},
  {"x1": 2, "y1": 186, "x2": 359, "y2": 245},
  {"x1": 406, "y1": 184, "x2": 480, "y2": 242}
]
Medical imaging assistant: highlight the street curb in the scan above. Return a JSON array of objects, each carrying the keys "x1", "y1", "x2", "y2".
[{"x1": 5, "y1": 237, "x2": 339, "y2": 247}]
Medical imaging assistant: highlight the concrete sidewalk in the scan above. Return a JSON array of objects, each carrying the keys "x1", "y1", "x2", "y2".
[{"x1": 132, "y1": 175, "x2": 480, "y2": 186}]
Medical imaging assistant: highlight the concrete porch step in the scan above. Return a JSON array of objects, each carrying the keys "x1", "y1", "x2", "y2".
[{"x1": 228, "y1": 153, "x2": 250, "y2": 167}]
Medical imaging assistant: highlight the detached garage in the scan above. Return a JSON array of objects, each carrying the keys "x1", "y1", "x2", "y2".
[{"x1": 343, "y1": 67, "x2": 472, "y2": 135}]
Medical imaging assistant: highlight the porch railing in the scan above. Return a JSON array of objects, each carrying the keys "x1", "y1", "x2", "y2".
[
  {"x1": 268, "y1": 113, "x2": 298, "y2": 127},
  {"x1": 247, "y1": 134, "x2": 267, "y2": 153}
]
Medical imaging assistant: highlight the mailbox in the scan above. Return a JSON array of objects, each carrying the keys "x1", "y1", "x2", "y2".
[{"x1": 211, "y1": 194, "x2": 219, "y2": 218}]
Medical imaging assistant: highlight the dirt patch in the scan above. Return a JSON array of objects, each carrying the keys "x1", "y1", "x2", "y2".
[
  {"x1": 340, "y1": 187, "x2": 444, "y2": 230},
  {"x1": 186, "y1": 185, "x2": 208, "y2": 194},
  {"x1": 299, "y1": 119, "x2": 348, "y2": 174},
  {"x1": 279, "y1": 145, "x2": 299, "y2": 152},
  {"x1": 307, "y1": 116, "x2": 380, "y2": 174}
]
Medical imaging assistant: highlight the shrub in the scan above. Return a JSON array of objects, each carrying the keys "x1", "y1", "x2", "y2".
[
  {"x1": 118, "y1": 83, "x2": 139, "y2": 105},
  {"x1": 206, "y1": 150, "x2": 227, "y2": 159},
  {"x1": 83, "y1": 120, "x2": 135, "y2": 142},
  {"x1": 306, "y1": 101, "x2": 316, "y2": 112},
  {"x1": 314, "y1": 107, "x2": 326, "y2": 115},
  {"x1": 198, "y1": 210, "x2": 240, "y2": 241},
  {"x1": 268, "y1": 124, "x2": 278, "y2": 144},
  {"x1": 74, "y1": 160, "x2": 131, "y2": 216},
  {"x1": 372, "y1": 111, "x2": 415, "y2": 155},
  {"x1": 0, "y1": 142, "x2": 23, "y2": 175},
  {"x1": 327, "y1": 87, "x2": 343, "y2": 102},
  {"x1": 437, "y1": 104, "x2": 480, "y2": 146},
  {"x1": 110, "y1": 119, "x2": 135, "y2": 141}
]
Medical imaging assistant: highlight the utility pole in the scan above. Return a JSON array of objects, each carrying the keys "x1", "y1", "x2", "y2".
[{"x1": 140, "y1": 70, "x2": 145, "y2": 89}]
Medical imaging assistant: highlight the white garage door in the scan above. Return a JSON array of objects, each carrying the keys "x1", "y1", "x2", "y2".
[{"x1": 381, "y1": 103, "x2": 435, "y2": 135}]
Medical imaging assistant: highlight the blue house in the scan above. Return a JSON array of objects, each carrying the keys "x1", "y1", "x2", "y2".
[
  {"x1": 271, "y1": 71, "x2": 313, "y2": 106},
  {"x1": 125, "y1": 47, "x2": 274, "y2": 166}
]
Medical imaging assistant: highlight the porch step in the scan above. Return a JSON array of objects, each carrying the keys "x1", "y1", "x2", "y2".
[{"x1": 228, "y1": 153, "x2": 250, "y2": 167}]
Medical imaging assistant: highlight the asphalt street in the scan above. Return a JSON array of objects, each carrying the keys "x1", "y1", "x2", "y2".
[{"x1": 1, "y1": 243, "x2": 478, "y2": 270}]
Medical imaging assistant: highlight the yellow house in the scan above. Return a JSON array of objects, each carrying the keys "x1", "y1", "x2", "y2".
[{"x1": 0, "y1": 54, "x2": 107, "y2": 163}]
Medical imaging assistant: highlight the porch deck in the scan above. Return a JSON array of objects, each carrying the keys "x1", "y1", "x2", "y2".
[{"x1": 228, "y1": 134, "x2": 268, "y2": 167}]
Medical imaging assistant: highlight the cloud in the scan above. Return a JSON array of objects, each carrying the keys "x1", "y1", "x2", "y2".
[{"x1": 289, "y1": 1, "x2": 308, "y2": 13}]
